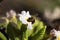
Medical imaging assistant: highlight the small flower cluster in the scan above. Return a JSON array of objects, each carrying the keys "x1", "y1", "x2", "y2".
[
  {"x1": 50, "y1": 29, "x2": 60, "y2": 40},
  {"x1": 0, "y1": 9, "x2": 47, "y2": 40},
  {"x1": 6, "y1": 10, "x2": 34, "y2": 30}
]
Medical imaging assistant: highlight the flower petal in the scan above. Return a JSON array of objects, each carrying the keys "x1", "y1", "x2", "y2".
[
  {"x1": 19, "y1": 17, "x2": 28, "y2": 24},
  {"x1": 21, "y1": 11, "x2": 27, "y2": 16},
  {"x1": 6, "y1": 10, "x2": 16, "y2": 18},
  {"x1": 10, "y1": 10, "x2": 16, "y2": 16},
  {"x1": 26, "y1": 11, "x2": 31, "y2": 18},
  {"x1": 6, "y1": 12, "x2": 10, "y2": 18},
  {"x1": 27, "y1": 22, "x2": 32, "y2": 30},
  {"x1": 21, "y1": 11, "x2": 31, "y2": 18}
]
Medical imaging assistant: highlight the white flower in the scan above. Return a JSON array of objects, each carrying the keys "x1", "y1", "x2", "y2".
[
  {"x1": 18, "y1": 11, "x2": 31, "y2": 19},
  {"x1": 6, "y1": 10, "x2": 16, "y2": 18},
  {"x1": 50, "y1": 29, "x2": 60, "y2": 40},
  {"x1": 54, "y1": 30, "x2": 60, "y2": 40},
  {"x1": 18, "y1": 11, "x2": 32, "y2": 30}
]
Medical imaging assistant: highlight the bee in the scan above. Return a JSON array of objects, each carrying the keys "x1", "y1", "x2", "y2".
[{"x1": 27, "y1": 17, "x2": 35, "y2": 24}]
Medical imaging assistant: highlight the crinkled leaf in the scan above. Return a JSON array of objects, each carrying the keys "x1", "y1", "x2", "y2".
[
  {"x1": 31, "y1": 26, "x2": 47, "y2": 40},
  {"x1": 7, "y1": 22, "x2": 21, "y2": 40},
  {"x1": 32, "y1": 21, "x2": 44, "y2": 36}
]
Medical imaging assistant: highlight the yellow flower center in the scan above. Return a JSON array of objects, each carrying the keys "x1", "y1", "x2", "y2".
[
  {"x1": 25, "y1": 18, "x2": 28, "y2": 20},
  {"x1": 58, "y1": 36, "x2": 60, "y2": 40}
]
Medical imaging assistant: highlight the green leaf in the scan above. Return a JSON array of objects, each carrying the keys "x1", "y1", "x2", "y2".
[
  {"x1": 32, "y1": 21, "x2": 44, "y2": 36},
  {"x1": 17, "y1": 20, "x2": 22, "y2": 30},
  {"x1": 0, "y1": 18, "x2": 9, "y2": 27},
  {"x1": 15, "y1": 37, "x2": 20, "y2": 40},
  {"x1": 31, "y1": 26, "x2": 47, "y2": 40},
  {"x1": 7, "y1": 22, "x2": 21, "y2": 40},
  {"x1": 32, "y1": 18, "x2": 40, "y2": 28},
  {"x1": 21, "y1": 24, "x2": 33, "y2": 40},
  {"x1": 0, "y1": 32, "x2": 7, "y2": 40},
  {"x1": 21, "y1": 24, "x2": 28, "y2": 40},
  {"x1": 29, "y1": 17, "x2": 39, "y2": 36}
]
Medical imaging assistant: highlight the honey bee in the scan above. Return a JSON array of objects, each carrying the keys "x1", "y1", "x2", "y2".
[{"x1": 27, "y1": 17, "x2": 35, "y2": 24}]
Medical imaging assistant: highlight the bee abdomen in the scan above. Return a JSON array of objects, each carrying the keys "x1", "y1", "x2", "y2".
[{"x1": 27, "y1": 17, "x2": 35, "y2": 24}]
